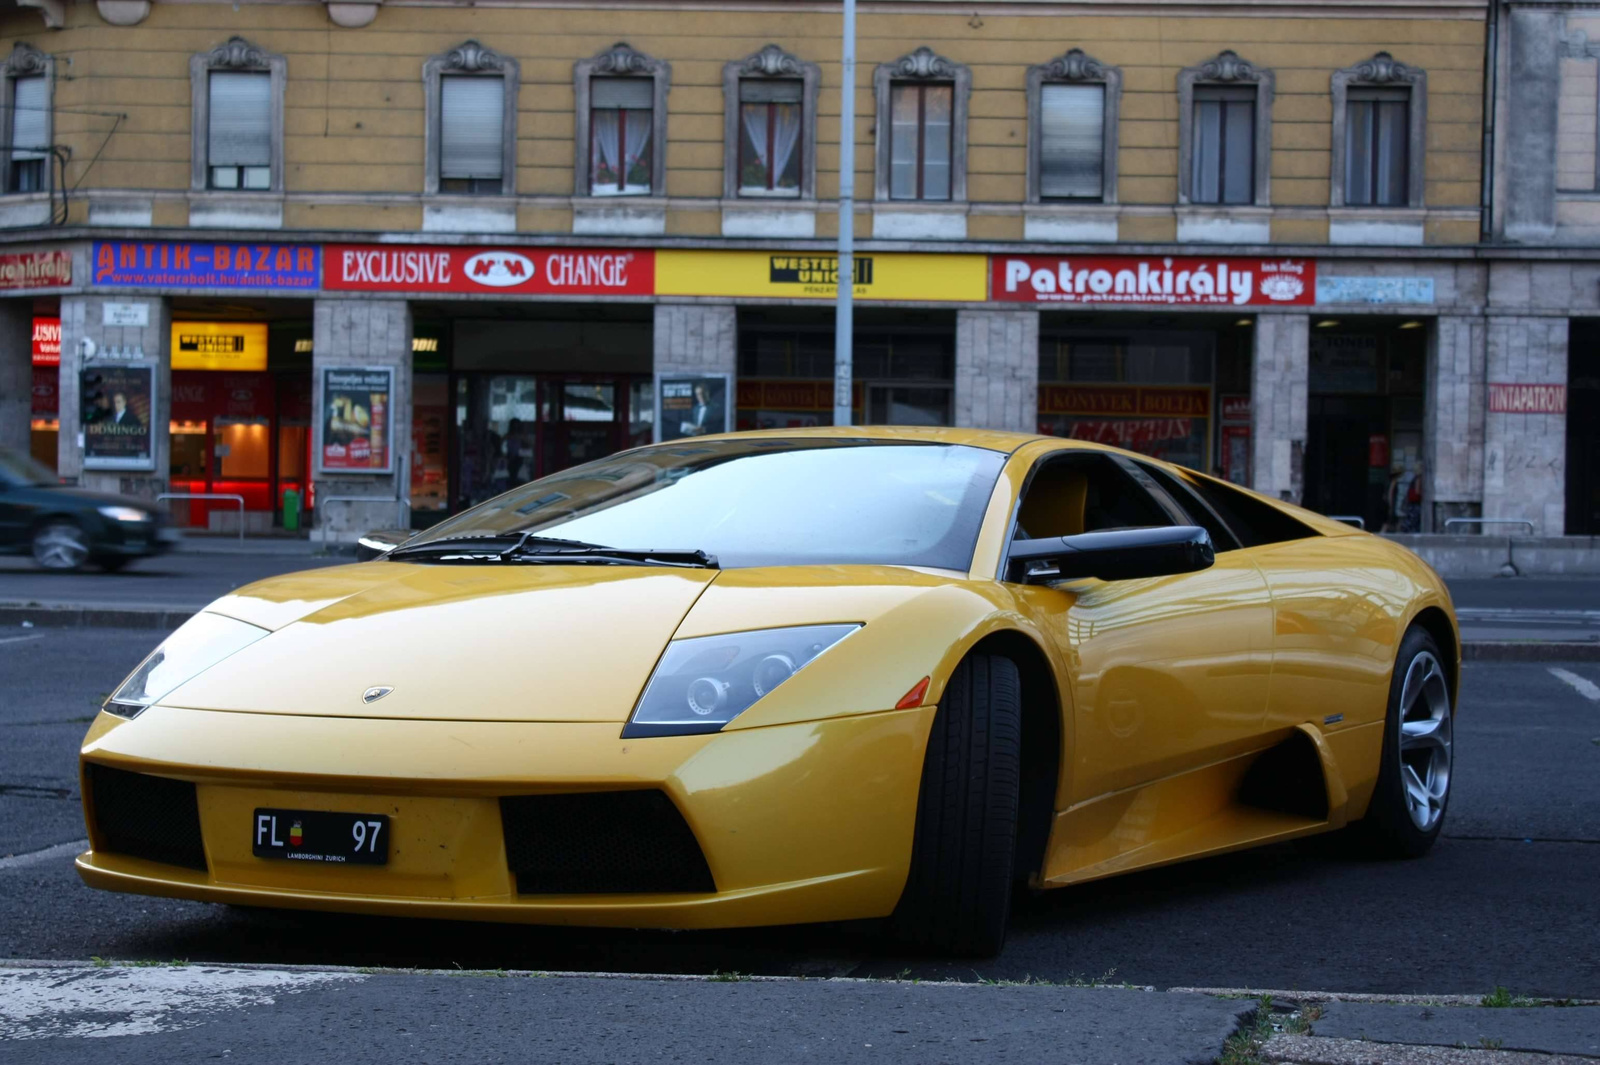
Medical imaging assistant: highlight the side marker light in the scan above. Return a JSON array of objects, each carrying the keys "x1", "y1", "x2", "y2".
[{"x1": 896, "y1": 676, "x2": 931, "y2": 709}]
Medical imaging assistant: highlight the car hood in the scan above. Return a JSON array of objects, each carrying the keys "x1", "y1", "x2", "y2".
[{"x1": 163, "y1": 562, "x2": 720, "y2": 722}]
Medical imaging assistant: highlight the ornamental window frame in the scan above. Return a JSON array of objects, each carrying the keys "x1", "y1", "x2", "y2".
[
  {"x1": 1177, "y1": 49, "x2": 1274, "y2": 207},
  {"x1": 1, "y1": 42, "x2": 54, "y2": 196},
  {"x1": 1026, "y1": 48, "x2": 1121, "y2": 205},
  {"x1": 722, "y1": 44, "x2": 820, "y2": 201},
  {"x1": 1330, "y1": 52, "x2": 1427, "y2": 209},
  {"x1": 574, "y1": 42, "x2": 670, "y2": 198},
  {"x1": 873, "y1": 46, "x2": 971, "y2": 203},
  {"x1": 423, "y1": 40, "x2": 520, "y2": 197},
  {"x1": 189, "y1": 36, "x2": 287, "y2": 194}
]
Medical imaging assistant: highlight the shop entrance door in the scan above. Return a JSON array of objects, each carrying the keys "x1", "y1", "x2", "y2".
[
  {"x1": 1304, "y1": 395, "x2": 1387, "y2": 530},
  {"x1": 543, "y1": 381, "x2": 622, "y2": 474},
  {"x1": 1568, "y1": 322, "x2": 1600, "y2": 534}
]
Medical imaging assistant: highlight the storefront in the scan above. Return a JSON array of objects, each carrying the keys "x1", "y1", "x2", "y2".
[
  {"x1": 1568, "y1": 319, "x2": 1599, "y2": 536},
  {"x1": 1301, "y1": 317, "x2": 1426, "y2": 533},
  {"x1": 29, "y1": 307, "x2": 59, "y2": 470}
]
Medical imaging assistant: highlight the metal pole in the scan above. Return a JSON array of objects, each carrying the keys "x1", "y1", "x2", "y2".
[{"x1": 833, "y1": 0, "x2": 857, "y2": 427}]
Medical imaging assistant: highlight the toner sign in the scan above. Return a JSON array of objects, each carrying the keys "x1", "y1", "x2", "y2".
[
  {"x1": 324, "y1": 245, "x2": 653, "y2": 296},
  {"x1": 992, "y1": 255, "x2": 1315, "y2": 306},
  {"x1": 93, "y1": 241, "x2": 320, "y2": 289}
]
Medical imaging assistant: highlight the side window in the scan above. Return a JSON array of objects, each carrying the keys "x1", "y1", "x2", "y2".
[
  {"x1": 1176, "y1": 469, "x2": 1318, "y2": 548},
  {"x1": 1015, "y1": 453, "x2": 1173, "y2": 541},
  {"x1": 1132, "y1": 461, "x2": 1242, "y2": 552}
]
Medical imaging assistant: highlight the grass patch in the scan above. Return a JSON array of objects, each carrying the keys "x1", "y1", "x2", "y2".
[
  {"x1": 1482, "y1": 986, "x2": 1537, "y2": 1008},
  {"x1": 710, "y1": 970, "x2": 751, "y2": 982},
  {"x1": 1216, "y1": 996, "x2": 1324, "y2": 1065}
]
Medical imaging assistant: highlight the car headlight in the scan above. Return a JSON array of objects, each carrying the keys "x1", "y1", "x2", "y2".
[
  {"x1": 623, "y1": 623, "x2": 861, "y2": 738},
  {"x1": 105, "y1": 613, "x2": 270, "y2": 719},
  {"x1": 98, "y1": 505, "x2": 150, "y2": 523}
]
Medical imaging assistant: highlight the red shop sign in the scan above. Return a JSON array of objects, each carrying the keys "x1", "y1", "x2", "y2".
[
  {"x1": 1487, "y1": 383, "x2": 1566, "y2": 414},
  {"x1": 992, "y1": 255, "x2": 1314, "y2": 306},
  {"x1": 324, "y1": 245, "x2": 655, "y2": 296},
  {"x1": 32, "y1": 366, "x2": 57, "y2": 416},
  {"x1": 31, "y1": 316, "x2": 59, "y2": 366}
]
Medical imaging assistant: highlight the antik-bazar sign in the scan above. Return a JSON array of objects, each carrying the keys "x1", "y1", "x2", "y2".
[{"x1": 992, "y1": 255, "x2": 1315, "y2": 306}]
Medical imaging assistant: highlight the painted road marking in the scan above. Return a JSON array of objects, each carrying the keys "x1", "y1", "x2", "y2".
[
  {"x1": 0, "y1": 634, "x2": 45, "y2": 646},
  {"x1": 0, "y1": 965, "x2": 365, "y2": 1040},
  {"x1": 0, "y1": 840, "x2": 88, "y2": 872},
  {"x1": 1549, "y1": 667, "x2": 1600, "y2": 703}
]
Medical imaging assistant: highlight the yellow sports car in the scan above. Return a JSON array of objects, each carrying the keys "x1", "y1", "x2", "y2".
[{"x1": 77, "y1": 428, "x2": 1458, "y2": 955}]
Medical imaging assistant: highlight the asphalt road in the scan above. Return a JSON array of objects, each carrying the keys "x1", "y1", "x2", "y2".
[
  {"x1": 2, "y1": 628, "x2": 1597, "y2": 998},
  {"x1": 0, "y1": 549, "x2": 349, "y2": 613}
]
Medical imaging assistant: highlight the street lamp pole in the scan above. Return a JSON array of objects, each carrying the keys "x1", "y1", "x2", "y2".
[{"x1": 833, "y1": 0, "x2": 857, "y2": 427}]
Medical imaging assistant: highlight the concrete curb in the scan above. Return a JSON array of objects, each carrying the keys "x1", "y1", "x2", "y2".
[{"x1": 1263, "y1": 1033, "x2": 1596, "y2": 1065}]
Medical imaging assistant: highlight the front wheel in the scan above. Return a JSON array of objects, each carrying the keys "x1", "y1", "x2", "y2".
[
  {"x1": 32, "y1": 521, "x2": 90, "y2": 572},
  {"x1": 1353, "y1": 626, "x2": 1454, "y2": 858},
  {"x1": 890, "y1": 654, "x2": 1022, "y2": 956}
]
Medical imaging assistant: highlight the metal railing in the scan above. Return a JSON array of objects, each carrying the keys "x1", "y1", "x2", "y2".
[
  {"x1": 156, "y1": 493, "x2": 245, "y2": 542},
  {"x1": 1328, "y1": 515, "x2": 1366, "y2": 529},
  {"x1": 1443, "y1": 518, "x2": 1537, "y2": 536}
]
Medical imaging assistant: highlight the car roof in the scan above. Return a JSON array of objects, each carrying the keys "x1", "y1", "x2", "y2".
[{"x1": 683, "y1": 425, "x2": 1053, "y2": 454}]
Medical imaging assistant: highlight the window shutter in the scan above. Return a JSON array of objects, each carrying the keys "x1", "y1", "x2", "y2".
[
  {"x1": 11, "y1": 75, "x2": 46, "y2": 159},
  {"x1": 208, "y1": 71, "x2": 271, "y2": 168},
  {"x1": 1039, "y1": 83, "x2": 1104, "y2": 199},
  {"x1": 592, "y1": 77, "x2": 653, "y2": 110},
  {"x1": 440, "y1": 75, "x2": 505, "y2": 179}
]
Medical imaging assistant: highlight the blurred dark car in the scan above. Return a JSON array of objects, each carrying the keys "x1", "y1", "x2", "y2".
[{"x1": 0, "y1": 447, "x2": 180, "y2": 571}]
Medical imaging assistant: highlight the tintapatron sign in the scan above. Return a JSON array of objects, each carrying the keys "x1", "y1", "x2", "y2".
[
  {"x1": 1488, "y1": 384, "x2": 1566, "y2": 414},
  {"x1": 992, "y1": 255, "x2": 1314, "y2": 306}
]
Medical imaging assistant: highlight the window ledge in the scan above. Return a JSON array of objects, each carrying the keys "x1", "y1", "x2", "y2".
[
  {"x1": 186, "y1": 191, "x2": 284, "y2": 230},
  {"x1": 1175, "y1": 205, "x2": 1271, "y2": 244},
  {"x1": 422, "y1": 197, "x2": 516, "y2": 234},
  {"x1": 721, "y1": 200, "x2": 817, "y2": 239},
  {"x1": 572, "y1": 198, "x2": 667, "y2": 237},
  {"x1": 1328, "y1": 207, "x2": 1425, "y2": 246},
  {"x1": 87, "y1": 193, "x2": 155, "y2": 227},
  {"x1": 0, "y1": 192, "x2": 52, "y2": 229},
  {"x1": 871, "y1": 201, "x2": 968, "y2": 240},
  {"x1": 1024, "y1": 203, "x2": 1119, "y2": 243}
]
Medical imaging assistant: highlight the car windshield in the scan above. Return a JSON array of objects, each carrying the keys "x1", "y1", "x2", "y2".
[
  {"x1": 0, "y1": 448, "x2": 56, "y2": 487},
  {"x1": 405, "y1": 438, "x2": 1008, "y2": 571}
]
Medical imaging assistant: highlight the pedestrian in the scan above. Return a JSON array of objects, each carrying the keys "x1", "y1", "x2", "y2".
[{"x1": 1403, "y1": 460, "x2": 1424, "y2": 533}]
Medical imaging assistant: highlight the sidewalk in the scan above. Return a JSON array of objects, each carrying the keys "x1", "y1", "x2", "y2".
[{"x1": 2, "y1": 965, "x2": 1596, "y2": 1064}]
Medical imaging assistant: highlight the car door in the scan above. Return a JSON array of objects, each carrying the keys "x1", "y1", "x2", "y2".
[
  {"x1": 1004, "y1": 449, "x2": 1276, "y2": 806},
  {"x1": 0, "y1": 473, "x2": 31, "y2": 548}
]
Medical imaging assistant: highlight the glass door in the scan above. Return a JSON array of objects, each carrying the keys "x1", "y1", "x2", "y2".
[{"x1": 542, "y1": 381, "x2": 619, "y2": 474}]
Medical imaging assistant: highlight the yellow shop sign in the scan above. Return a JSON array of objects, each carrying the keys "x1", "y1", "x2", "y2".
[
  {"x1": 171, "y1": 321, "x2": 269, "y2": 371},
  {"x1": 655, "y1": 250, "x2": 987, "y2": 302}
]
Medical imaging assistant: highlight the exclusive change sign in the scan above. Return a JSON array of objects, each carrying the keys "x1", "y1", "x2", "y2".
[
  {"x1": 324, "y1": 245, "x2": 653, "y2": 297},
  {"x1": 991, "y1": 255, "x2": 1315, "y2": 307}
]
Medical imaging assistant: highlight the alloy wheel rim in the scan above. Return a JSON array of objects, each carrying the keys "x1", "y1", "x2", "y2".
[
  {"x1": 1397, "y1": 649, "x2": 1452, "y2": 832},
  {"x1": 34, "y1": 525, "x2": 88, "y2": 570}
]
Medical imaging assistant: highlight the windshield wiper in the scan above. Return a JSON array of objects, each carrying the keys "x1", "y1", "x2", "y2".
[{"x1": 388, "y1": 533, "x2": 717, "y2": 569}]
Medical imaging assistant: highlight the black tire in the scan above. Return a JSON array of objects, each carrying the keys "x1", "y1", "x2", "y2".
[
  {"x1": 1350, "y1": 625, "x2": 1453, "y2": 859},
  {"x1": 98, "y1": 556, "x2": 133, "y2": 573},
  {"x1": 890, "y1": 654, "x2": 1022, "y2": 956}
]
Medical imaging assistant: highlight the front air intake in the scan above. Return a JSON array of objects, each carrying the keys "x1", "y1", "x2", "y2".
[
  {"x1": 499, "y1": 789, "x2": 716, "y2": 895},
  {"x1": 86, "y1": 763, "x2": 209, "y2": 872}
]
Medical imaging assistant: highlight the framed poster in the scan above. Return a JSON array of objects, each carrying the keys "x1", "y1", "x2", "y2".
[
  {"x1": 317, "y1": 366, "x2": 394, "y2": 474},
  {"x1": 655, "y1": 373, "x2": 732, "y2": 443},
  {"x1": 82, "y1": 363, "x2": 157, "y2": 470}
]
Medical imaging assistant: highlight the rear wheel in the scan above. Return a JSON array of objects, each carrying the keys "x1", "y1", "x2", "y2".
[
  {"x1": 890, "y1": 654, "x2": 1022, "y2": 956},
  {"x1": 1352, "y1": 626, "x2": 1453, "y2": 858},
  {"x1": 32, "y1": 521, "x2": 89, "y2": 572}
]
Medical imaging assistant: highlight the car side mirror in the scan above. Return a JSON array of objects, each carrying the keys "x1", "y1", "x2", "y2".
[{"x1": 1007, "y1": 525, "x2": 1215, "y2": 584}]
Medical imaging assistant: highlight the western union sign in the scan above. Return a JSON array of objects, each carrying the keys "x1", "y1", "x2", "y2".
[
  {"x1": 171, "y1": 321, "x2": 269, "y2": 371},
  {"x1": 655, "y1": 250, "x2": 986, "y2": 302}
]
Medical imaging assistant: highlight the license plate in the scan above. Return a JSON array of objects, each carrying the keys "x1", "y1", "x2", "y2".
[{"x1": 252, "y1": 808, "x2": 389, "y2": 865}]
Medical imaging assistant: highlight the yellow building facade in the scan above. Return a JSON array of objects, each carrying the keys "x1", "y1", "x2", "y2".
[{"x1": 7, "y1": 0, "x2": 1591, "y2": 544}]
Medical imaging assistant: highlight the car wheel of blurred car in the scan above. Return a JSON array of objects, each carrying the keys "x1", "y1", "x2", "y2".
[
  {"x1": 98, "y1": 556, "x2": 133, "y2": 573},
  {"x1": 1353, "y1": 626, "x2": 1452, "y2": 858},
  {"x1": 890, "y1": 653, "x2": 1022, "y2": 956},
  {"x1": 32, "y1": 520, "x2": 90, "y2": 572}
]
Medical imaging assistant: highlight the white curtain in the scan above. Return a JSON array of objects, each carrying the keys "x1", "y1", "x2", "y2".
[
  {"x1": 771, "y1": 103, "x2": 801, "y2": 189},
  {"x1": 741, "y1": 103, "x2": 770, "y2": 175},
  {"x1": 591, "y1": 109, "x2": 622, "y2": 193},
  {"x1": 623, "y1": 109, "x2": 652, "y2": 192}
]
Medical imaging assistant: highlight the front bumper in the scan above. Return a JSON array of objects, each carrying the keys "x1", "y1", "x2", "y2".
[{"x1": 77, "y1": 704, "x2": 934, "y2": 929}]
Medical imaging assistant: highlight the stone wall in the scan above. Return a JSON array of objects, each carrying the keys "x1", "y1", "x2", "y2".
[
  {"x1": 955, "y1": 309, "x2": 1039, "y2": 433},
  {"x1": 55, "y1": 295, "x2": 172, "y2": 501},
  {"x1": 312, "y1": 299, "x2": 413, "y2": 541},
  {"x1": 1484, "y1": 315, "x2": 1568, "y2": 535},
  {"x1": 0, "y1": 300, "x2": 30, "y2": 455},
  {"x1": 653, "y1": 304, "x2": 736, "y2": 376},
  {"x1": 1426, "y1": 315, "x2": 1487, "y2": 527},
  {"x1": 1250, "y1": 312, "x2": 1309, "y2": 502}
]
